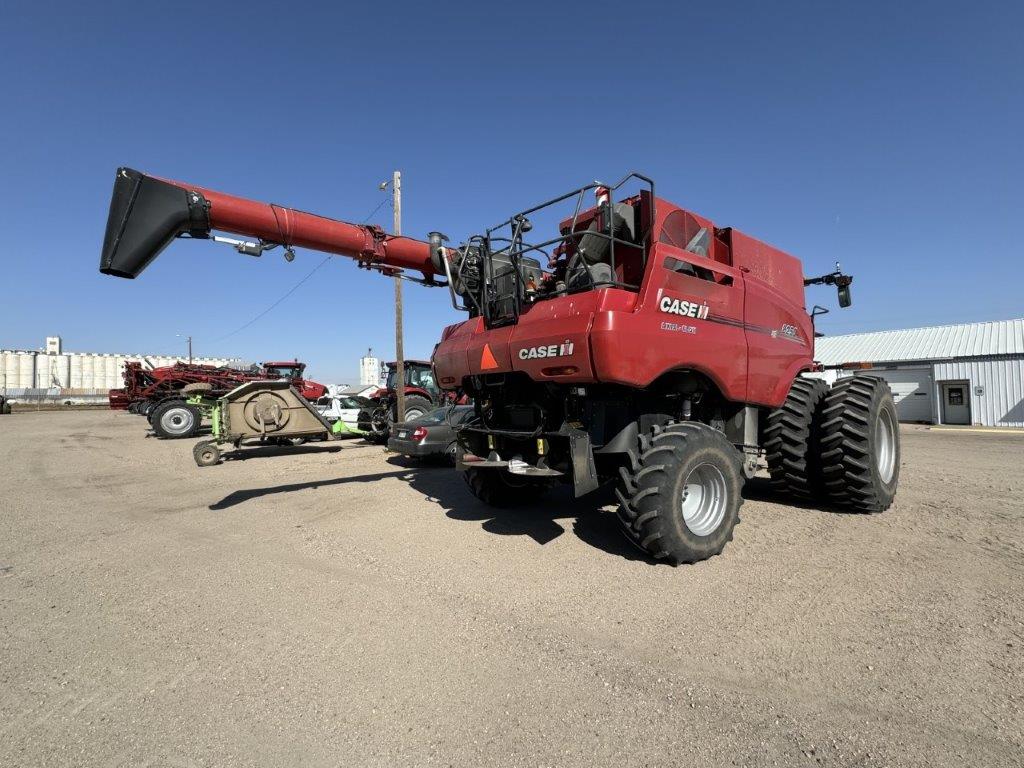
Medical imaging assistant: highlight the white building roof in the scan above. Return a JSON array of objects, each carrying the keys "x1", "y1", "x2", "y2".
[{"x1": 815, "y1": 318, "x2": 1024, "y2": 365}]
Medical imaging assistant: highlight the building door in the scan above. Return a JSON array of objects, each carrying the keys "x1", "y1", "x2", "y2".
[
  {"x1": 845, "y1": 367, "x2": 933, "y2": 422},
  {"x1": 940, "y1": 381, "x2": 971, "y2": 425}
]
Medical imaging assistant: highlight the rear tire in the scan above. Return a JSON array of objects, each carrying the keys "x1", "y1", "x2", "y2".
[
  {"x1": 151, "y1": 400, "x2": 202, "y2": 439},
  {"x1": 616, "y1": 422, "x2": 743, "y2": 565},
  {"x1": 819, "y1": 376, "x2": 900, "y2": 512},
  {"x1": 464, "y1": 468, "x2": 550, "y2": 507},
  {"x1": 366, "y1": 407, "x2": 390, "y2": 444},
  {"x1": 397, "y1": 395, "x2": 432, "y2": 422},
  {"x1": 764, "y1": 377, "x2": 829, "y2": 500}
]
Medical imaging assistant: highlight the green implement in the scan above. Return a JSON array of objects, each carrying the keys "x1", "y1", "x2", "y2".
[{"x1": 187, "y1": 380, "x2": 364, "y2": 467}]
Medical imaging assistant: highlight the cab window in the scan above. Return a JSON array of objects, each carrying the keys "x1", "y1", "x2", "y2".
[
  {"x1": 659, "y1": 211, "x2": 710, "y2": 256},
  {"x1": 660, "y1": 210, "x2": 719, "y2": 282}
]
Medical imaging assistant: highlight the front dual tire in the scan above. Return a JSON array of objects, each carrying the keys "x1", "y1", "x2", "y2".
[
  {"x1": 819, "y1": 376, "x2": 900, "y2": 512},
  {"x1": 767, "y1": 374, "x2": 899, "y2": 512}
]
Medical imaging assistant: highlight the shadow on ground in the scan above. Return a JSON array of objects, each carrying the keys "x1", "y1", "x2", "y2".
[
  {"x1": 221, "y1": 444, "x2": 345, "y2": 463},
  {"x1": 208, "y1": 456, "x2": 655, "y2": 563},
  {"x1": 147, "y1": 425, "x2": 213, "y2": 438},
  {"x1": 742, "y1": 476, "x2": 857, "y2": 514}
]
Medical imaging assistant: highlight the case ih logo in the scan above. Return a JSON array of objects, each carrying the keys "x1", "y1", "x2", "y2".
[
  {"x1": 660, "y1": 296, "x2": 710, "y2": 320},
  {"x1": 518, "y1": 340, "x2": 575, "y2": 360}
]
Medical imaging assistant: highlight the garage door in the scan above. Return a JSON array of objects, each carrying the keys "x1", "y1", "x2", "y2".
[{"x1": 839, "y1": 367, "x2": 934, "y2": 423}]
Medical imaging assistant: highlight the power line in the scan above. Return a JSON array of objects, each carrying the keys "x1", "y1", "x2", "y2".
[{"x1": 210, "y1": 197, "x2": 391, "y2": 343}]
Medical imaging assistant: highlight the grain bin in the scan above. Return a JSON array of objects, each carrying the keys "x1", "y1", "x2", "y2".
[
  {"x1": 36, "y1": 354, "x2": 51, "y2": 388},
  {"x1": 53, "y1": 355, "x2": 71, "y2": 388},
  {"x1": 81, "y1": 355, "x2": 95, "y2": 390},
  {"x1": 17, "y1": 352, "x2": 35, "y2": 388},
  {"x1": 2, "y1": 352, "x2": 18, "y2": 390},
  {"x1": 70, "y1": 355, "x2": 83, "y2": 388},
  {"x1": 103, "y1": 356, "x2": 118, "y2": 389}
]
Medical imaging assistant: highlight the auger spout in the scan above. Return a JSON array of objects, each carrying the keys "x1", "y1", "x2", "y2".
[{"x1": 99, "y1": 167, "x2": 441, "y2": 280}]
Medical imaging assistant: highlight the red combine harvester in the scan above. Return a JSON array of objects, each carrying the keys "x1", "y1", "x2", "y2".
[
  {"x1": 111, "y1": 358, "x2": 325, "y2": 438},
  {"x1": 99, "y1": 168, "x2": 899, "y2": 564}
]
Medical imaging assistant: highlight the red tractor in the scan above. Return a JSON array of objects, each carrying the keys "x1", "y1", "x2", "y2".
[
  {"x1": 358, "y1": 359, "x2": 461, "y2": 442},
  {"x1": 99, "y1": 168, "x2": 899, "y2": 564},
  {"x1": 112, "y1": 358, "x2": 325, "y2": 438}
]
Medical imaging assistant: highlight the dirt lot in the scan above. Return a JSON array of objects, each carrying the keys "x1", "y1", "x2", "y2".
[{"x1": 1, "y1": 411, "x2": 1021, "y2": 767}]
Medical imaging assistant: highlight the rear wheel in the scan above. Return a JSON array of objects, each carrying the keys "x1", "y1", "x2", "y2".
[
  {"x1": 366, "y1": 407, "x2": 390, "y2": 444},
  {"x1": 151, "y1": 400, "x2": 201, "y2": 439},
  {"x1": 397, "y1": 395, "x2": 432, "y2": 422},
  {"x1": 819, "y1": 376, "x2": 900, "y2": 512},
  {"x1": 764, "y1": 377, "x2": 829, "y2": 500},
  {"x1": 616, "y1": 422, "x2": 743, "y2": 565},
  {"x1": 464, "y1": 468, "x2": 551, "y2": 507}
]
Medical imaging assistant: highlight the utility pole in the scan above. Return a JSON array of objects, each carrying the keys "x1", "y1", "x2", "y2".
[
  {"x1": 177, "y1": 334, "x2": 193, "y2": 363},
  {"x1": 392, "y1": 170, "x2": 405, "y2": 423}
]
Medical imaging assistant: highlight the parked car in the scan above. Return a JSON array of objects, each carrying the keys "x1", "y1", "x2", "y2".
[
  {"x1": 387, "y1": 405, "x2": 476, "y2": 464},
  {"x1": 314, "y1": 394, "x2": 372, "y2": 435}
]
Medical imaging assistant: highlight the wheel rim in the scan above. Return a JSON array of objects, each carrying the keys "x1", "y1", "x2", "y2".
[
  {"x1": 163, "y1": 407, "x2": 195, "y2": 435},
  {"x1": 371, "y1": 410, "x2": 389, "y2": 432},
  {"x1": 680, "y1": 462, "x2": 728, "y2": 537},
  {"x1": 405, "y1": 408, "x2": 426, "y2": 420},
  {"x1": 875, "y1": 407, "x2": 897, "y2": 484}
]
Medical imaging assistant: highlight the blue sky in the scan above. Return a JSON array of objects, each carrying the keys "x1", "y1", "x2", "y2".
[{"x1": 1, "y1": 1, "x2": 1020, "y2": 383}]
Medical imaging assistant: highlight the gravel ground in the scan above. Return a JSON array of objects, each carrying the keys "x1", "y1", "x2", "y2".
[{"x1": 1, "y1": 410, "x2": 1021, "y2": 767}]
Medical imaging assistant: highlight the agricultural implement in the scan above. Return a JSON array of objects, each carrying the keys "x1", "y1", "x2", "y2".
[
  {"x1": 186, "y1": 380, "x2": 362, "y2": 466},
  {"x1": 99, "y1": 167, "x2": 900, "y2": 564},
  {"x1": 111, "y1": 359, "x2": 326, "y2": 439}
]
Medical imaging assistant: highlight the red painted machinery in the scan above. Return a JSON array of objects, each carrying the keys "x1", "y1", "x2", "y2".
[
  {"x1": 99, "y1": 168, "x2": 899, "y2": 564},
  {"x1": 111, "y1": 357, "x2": 325, "y2": 439},
  {"x1": 357, "y1": 359, "x2": 469, "y2": 442}
]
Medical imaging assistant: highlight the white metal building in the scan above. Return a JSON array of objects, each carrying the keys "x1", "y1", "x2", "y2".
[
  {"x1": 0, "y1": 336, "x2": 242, "y2": 403},
  {"x1": 815, "y1": 318, "x2": 1024, "y2": 428}
]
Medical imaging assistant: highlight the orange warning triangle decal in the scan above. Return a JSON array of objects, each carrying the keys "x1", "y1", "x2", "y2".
[{"x1": 480, "y1": 344, "x2": 499, "y2": 370}]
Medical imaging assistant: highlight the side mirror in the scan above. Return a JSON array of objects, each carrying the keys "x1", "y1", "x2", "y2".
[{"x1": 838, "y1": 283, "x2": 852, "y2": 308}]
